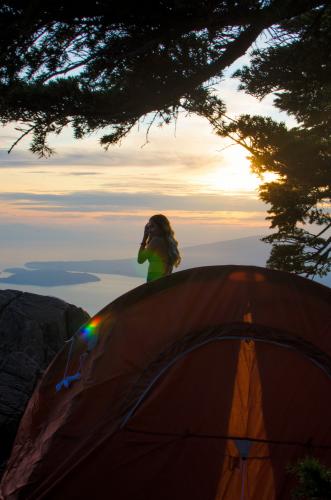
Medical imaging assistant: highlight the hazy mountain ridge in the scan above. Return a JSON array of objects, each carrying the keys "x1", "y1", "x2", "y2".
[
  {"x1": 25, "y1": 235, "x2": 270, "y2": 279},
  {"x1": 181, "y1": 235, "x2": 270, "y2": 269}
]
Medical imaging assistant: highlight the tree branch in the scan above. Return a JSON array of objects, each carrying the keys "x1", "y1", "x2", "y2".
[{"x1": 8, "y1": 125, "x2": 36, "y2": 153}]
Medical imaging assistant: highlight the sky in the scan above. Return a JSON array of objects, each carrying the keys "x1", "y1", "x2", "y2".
[{"x1": 0, "y1": 58, "x2": 291, "y2": 267}]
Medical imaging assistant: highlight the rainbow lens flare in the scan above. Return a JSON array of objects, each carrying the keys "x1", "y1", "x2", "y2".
[{"x1": 80, "y1": 316, "x2": 102, "y2": 343}]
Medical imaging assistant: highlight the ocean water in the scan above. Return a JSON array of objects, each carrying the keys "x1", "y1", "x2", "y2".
[{"x1": 0, "y1": 273, "x2": 145, "y2": 316}]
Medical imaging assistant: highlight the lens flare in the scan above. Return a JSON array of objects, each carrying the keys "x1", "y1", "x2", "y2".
[{"x1": 80, "y1": 316, "x2": 102, "y2": 342}]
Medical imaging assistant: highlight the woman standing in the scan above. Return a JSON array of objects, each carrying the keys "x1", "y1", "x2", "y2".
[{"x1": 138, "y1": 214, "x2": 181, "y2": 282}]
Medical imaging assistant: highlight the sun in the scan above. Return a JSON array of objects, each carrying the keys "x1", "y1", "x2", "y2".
[{"x1": 195, "y1": 144, "x2": 278, "y2": 194}]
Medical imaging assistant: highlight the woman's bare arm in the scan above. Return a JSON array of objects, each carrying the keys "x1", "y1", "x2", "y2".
[
  {"x1": 137, "y1": 242, "x2": 148, "y2": 263},
  {"x1": 137, "y1": 224, "x2": 150, "y2": 263},
  {"x1": 138, "y1": 237, "x2": 167, "y2": 263}
]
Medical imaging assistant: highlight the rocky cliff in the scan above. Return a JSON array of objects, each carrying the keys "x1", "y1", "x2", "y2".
[{"x1": 0, "y1": 290, "x2": 90, "y2": 475}]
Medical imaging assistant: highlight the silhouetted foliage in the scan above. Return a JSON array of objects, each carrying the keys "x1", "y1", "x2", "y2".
[
  {"x1": 0, "y1": 0, "x2": 325, "y2": 155},
  {"x1": 235, "y1": 5, "x2": 331, "y2": 136},
  {"x1": 216, "y1": 115, "x2": 330, "y2": 277},
  {"x1": 203, "y1": 4, "x2": 330, "y2": 277},
  {"x1": 289, "y1": 457, "x2": 331, "y2": 499}
]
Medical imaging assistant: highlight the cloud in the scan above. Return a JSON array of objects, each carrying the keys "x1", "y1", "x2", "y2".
[
  {"x1": 0, "y1": 190, "x2": 267, "y2": 213},
  {"x1": 24, "y1": 170, "x2": 50, "y2": 174},
  {"x1": 0, "y1": 147, "x2": 214, "y2": 170},
  {"x1": 67, "y1": 171, "x2": 101, "y2": 176}
]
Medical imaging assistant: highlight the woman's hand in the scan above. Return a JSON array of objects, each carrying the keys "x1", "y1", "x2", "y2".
[{"x1": 142, "y1": 223, "x2": 150, "y2": 244}]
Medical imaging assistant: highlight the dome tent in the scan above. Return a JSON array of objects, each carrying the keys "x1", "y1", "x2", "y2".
[{"x1": 1, "y1": 265, "x2": 331, "y2": 499}]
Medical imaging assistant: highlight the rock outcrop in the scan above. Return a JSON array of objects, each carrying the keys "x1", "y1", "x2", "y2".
[{"x1": 0, "y1": 290, "x2": 90, "y2": 475}]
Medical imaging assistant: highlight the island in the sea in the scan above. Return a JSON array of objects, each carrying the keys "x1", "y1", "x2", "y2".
[{"x1": 0, "y1": 268, "x2": 100, "y2": 287}]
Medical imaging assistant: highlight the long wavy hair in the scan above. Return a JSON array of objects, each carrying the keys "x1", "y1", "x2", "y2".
[{"x1": 149, "y1": 214, "x2": 181, "y2": 267}]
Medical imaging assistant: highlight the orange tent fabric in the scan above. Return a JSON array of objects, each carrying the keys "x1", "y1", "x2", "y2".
[{"x1": 1, "y1": 265, "x2": 331, "y2": 499}]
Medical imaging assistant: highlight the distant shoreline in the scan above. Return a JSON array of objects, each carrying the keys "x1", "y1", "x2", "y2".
[
  {"x1": 1, "y1": 236, "x2": 330, "y2": 288},
  {"x1": 0, "y1": 268, "x2": 100, "y2": 287}
]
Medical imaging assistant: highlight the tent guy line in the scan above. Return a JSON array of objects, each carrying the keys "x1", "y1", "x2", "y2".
[{"x1": 123, "y1": 427, "x2": 331, "y2": 450}]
